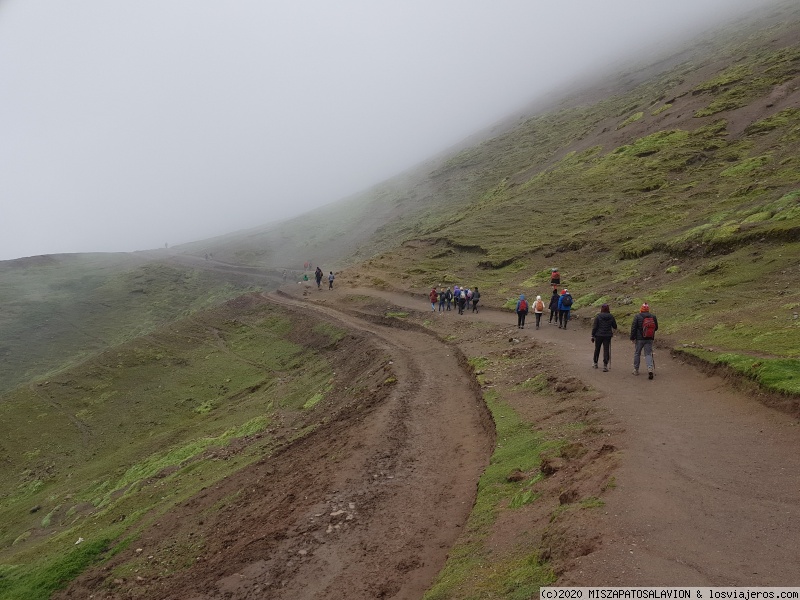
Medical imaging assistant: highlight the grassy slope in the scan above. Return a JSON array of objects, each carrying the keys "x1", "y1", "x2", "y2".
[
  {"x1": 0, "y1": 253, "x2": 260, "y2": 396},
  {"x1": 0, "y1": 294, "x2": 362, "y2": 599},
  {"x1": 345, "y1": 1, "x2": 800, "y2": 394}
]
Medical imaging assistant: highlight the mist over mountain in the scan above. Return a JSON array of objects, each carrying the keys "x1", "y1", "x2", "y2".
[{"x1": 1, "y1": 1, "x2": 799, "y2": 597}]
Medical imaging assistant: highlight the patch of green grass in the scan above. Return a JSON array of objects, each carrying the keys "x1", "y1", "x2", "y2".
[
  {"x1": 677, "y1": 348, "x2": 800, "y2": 395},
  {"x1": 0, "y1": 537, "x2": 112, "y2": 600},
  {"x1": 423, "y1": 389, "x2": 560, "y2": 599},
  {"x1": 617, "y1": 111, "x2": 644, "y2": 129},
  {"x1": 386, "y1": 311, "x2": 409, "y2": 318},
  {"x1": 516, "y1": 374, "x2": 548, "y2": 393}
]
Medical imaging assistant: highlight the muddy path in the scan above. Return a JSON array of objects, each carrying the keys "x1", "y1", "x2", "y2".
[
  {"x1": 58, "y1": 285, "x2": 494, "y2": 600},
  {"x1": 325, "y1": 286, "x2": 800, "y2": 585}
]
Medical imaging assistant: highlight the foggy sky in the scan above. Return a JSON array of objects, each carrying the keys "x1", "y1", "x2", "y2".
[{"x1": 0, "y1": 0, "x2": 776, "y2": 261}]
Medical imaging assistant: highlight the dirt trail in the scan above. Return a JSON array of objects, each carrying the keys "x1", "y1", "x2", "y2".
[
  {"x1": 332, "y1": 286, "x2": 800, "y2": 585},
  {"x1": 57, "y1": 281, "x2": 800, "y2": 599}
]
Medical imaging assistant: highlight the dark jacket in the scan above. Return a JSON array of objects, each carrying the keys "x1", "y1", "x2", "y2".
[
  {"x1": 548, "y1": 292, "x2": 560, "y2": 311},
  {"x1": 630, "y1": 312, "x2": 658, "y2": 341},
  {"x1": 592, "y1": 312, "x2": 618, "y2": 338}
]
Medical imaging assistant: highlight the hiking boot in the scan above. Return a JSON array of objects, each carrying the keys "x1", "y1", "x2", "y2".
[
  {"x1": 648, "y1": 371, "x2": 654, "y2": 380},
  {"x1": 633, "y1": 369, "x2": 639, "y2": 376},
  {"x1": 603, "y1": 365, "x2": 609, "y2": 372},
  {"x1": 593, "y1": 363, "x2": 598, "y2": 369}
]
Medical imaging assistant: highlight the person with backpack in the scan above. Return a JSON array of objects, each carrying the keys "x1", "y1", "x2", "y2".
[
  {"x1": 315, "y1": 267, "x2": 323, "y2": 289},
  {"x1": 472, "y1": 287, "x2": 481, "y2": 313},
  {"x1": 445, "y1": 287, "x2": 453, "y2": 311},
  {"x1": 630, "y1": 303, "x2": 659, "y2": 379},
  {"x1": 429, "y1": 288, "x2": 439, "y2": 311},
  {"x1": 550, "y1": 268, "x2": 561, "y2": 289},
  {"x1": 557, "y1": 289, "x2": 573, "y2": 329},
  {"x1": 328, "y1": 271, "x2": 335, "y2": 289},
  {"x1": 548, "y1": 288, "x2": 560, "y2": 325},
  {"x1": 438, "y1": 288, "x2": 446, "y2": 312},
  {"x1": 533, "y1": 295, "x2": 545, "y2": 329},
  {"x1": 591, "y1": 304, "x2": 618, "y2": 371},
  {"x1": 458, "y1": 289, "x2": 467, "y2": 315},
  {"x1": 516, "y1": 294, "x2": 529, "y2": 329}
]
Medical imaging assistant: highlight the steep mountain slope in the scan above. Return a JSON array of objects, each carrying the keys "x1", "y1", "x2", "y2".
[{"x1": 336, "y1": 0, "x2": 800, "y2": 393}]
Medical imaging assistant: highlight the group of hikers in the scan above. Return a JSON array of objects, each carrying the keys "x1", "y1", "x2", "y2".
[
  {"x1": 284, "y1": 265, "x2": 336, "y2": 289},
  {"x1": 514, "y1": 287, "x2": 574, "y2": 330},
  {"x1": 430, "y1": 268, "x2": 660, "y2": 379},
  {"x1": 429, "y1": 285, "x2": 481, "y2": 315}
]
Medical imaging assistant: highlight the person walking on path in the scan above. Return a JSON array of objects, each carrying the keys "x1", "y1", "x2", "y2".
[
  {"x1": 591, "y1": 303, "x2": 618, "y2": 371},
  {"x1": 429, "y1": 288, "x2": 439, "y2": 311},
  {"x1": 328, "y1": 271, "x2": 335, "y2": 289},
  {"x1": 438, "y1": 288, "x2": 446, "y2": 312},
  {"x1": 533, "y1": 295, "x2": 545, "y2": 329},
  {"x1": 630, "y1": 302, "x2": 659, "y2": 379},
  {"x1": 557, "y1": 289, "x2": 573, "y2": 329},
  {"x1": 548, "y1": 288, "x2": 560, "y2": 325},
  {"x1": 315, "y1": 267, "x2": 323, "y2": 289},
  {"x1": 458, "y1": 289, "x2": 467, "y2": 315},
  {"x1": 516, "y1": 295, "x2": 529, "y2": 329},
  {"x1": 472, "y1": 287, "x2": 481, "y2": 313},
  {"x1": 550, "y1": 268, "x2": 561, "y2": 290},
  {"x1": 445, "y1": 287, "x2": 453, "y2": 311}
]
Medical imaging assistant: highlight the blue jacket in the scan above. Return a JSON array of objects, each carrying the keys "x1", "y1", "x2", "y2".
[{"x1": 557, "y1": 293, "x2": 573, "y2": 311}]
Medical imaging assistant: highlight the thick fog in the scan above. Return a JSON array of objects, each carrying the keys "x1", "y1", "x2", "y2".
[{"x1": 0, "y1": 0, "x2": 775, "y2": 260}]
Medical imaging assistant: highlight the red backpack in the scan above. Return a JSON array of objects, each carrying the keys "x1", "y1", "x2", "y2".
[
  {"x1": 642, "y1": 316, "x2": 656, "y2": 339},
  {"x1": 519, "y1": 299, "x2": 528, "y2": 312}
]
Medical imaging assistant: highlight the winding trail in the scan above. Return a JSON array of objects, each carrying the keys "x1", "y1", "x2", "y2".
[{"x1": 319, "y1": 286, "x2": 800, "y2": 585}]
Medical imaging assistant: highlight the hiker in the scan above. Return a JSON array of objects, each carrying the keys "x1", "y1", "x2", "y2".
[
  {"x1": 315, "y1": 267, "x2": 323, "y2": 289},
  {"x1": 465, "y1": 288, "x2": 473, "y2": 310},
  {"x1": 558, "y1": 289, "x2": 573, "y2": 329},
  {"x1": 630, "y1": 302, "x2": 659, "y2": 379},
  {"x1": 532, "y1": 295, "x2": 545, "y2": 329},
  {"x1": 328, "y1": 271, "x2": 335, "y2": 289},
  {"x1": 303, "y1": 273, "x2": 308, "y2": 281},
  {"x1": 438, "y1": 288, "x2": 446, "y2": 312},
  {"x1": 516, "y1": 294, "x2": 529, "y2": 329},
  {"x1": 429, "y1": 288, "x2": 439, "y2": 311},
  {"x1": 548, "y1": 288, "x2": 560, "y2": 324},
  {"x1": 283, "y1": 270, "x2": 287, "y2": 281},
  {"x1": 458, "y1": 289, "x2": 467, "y2": 315},
  {"x1": 445, "y1": 287, "x2": 453, "y2": 311},
  {"x1": 472, "y1": 287, "x2": 481, "y2": 313},
  {"x1": 591, "y1": 304, "x2": 618, "y2": 371},
  {"x1": 550, "y1": 268, "x2": 561, "y2": 289}
]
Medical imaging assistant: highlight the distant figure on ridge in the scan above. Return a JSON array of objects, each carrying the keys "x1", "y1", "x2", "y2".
[{"x1": 328, "y1": 271, "x2": 335, "y2": 289}]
